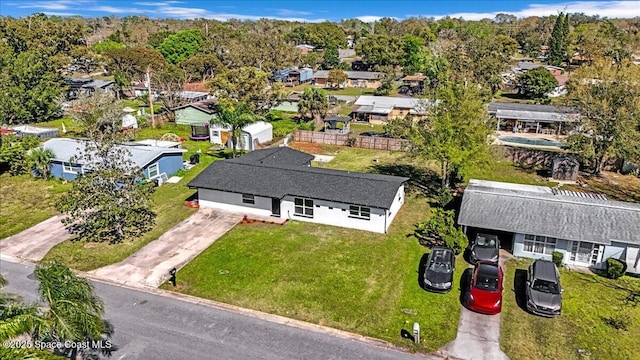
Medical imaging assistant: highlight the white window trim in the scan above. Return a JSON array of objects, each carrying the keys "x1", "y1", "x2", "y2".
[
  {"x1": 523, "y1": 234, "x2": 557, "y2": 255},
  {"x1": 348, "y1": 205, "x2": 371, "y2": 220},
  {"x1": 242, "y1": 193, "x2": 255, "y2": 205},
  {"x1": 148, "y1": 163, "x2": 160, "y2": 179},
  {"x1": 293, "y1": 198, "x2": 314, "y2": 218},
  {"x1": 62, "y1": 162, "x2": 77, "y2": 174}
]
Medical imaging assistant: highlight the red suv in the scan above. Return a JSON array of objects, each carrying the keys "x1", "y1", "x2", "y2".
[{"x1": 467, "y1": 261, "x2": 504, "y2": 315}]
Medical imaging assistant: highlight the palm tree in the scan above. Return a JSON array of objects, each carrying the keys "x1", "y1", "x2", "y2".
[
  {"x1": 297, "y1": 87, "x2": 329, "y2": 130},
  {"x1": 211, "y1": 102, "x2": 260, "y2": 158},
  {"x1": 33, "y1": 261, "x2": 115, "y2": 360},
  {"x1": 26, "y1": 147, "x2": 55, "y2": 179},
  {"x1": 0, "y1": 274, "x2": 65, "y2": 360}
]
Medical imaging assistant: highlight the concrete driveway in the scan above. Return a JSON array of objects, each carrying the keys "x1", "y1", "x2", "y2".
[
  {"x1": 0, "y1": 215, "x2": 72, "y2": 262},
  {"x1": 89, "y1": 208, "x2": 242, "y2": 288},
  {"x1": 439, "y1": 256, "x2": 509, "y2": 360}
]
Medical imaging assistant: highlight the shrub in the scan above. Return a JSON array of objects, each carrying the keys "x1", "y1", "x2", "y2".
[
  {"x1": 412, "y1": 208, "x2": 468, "y2": 254},
  {"x1": 606, "y1": 258, "x2": 626, "y2": 279},
  {"x1": 552, "y1": 251, "x2": 564, "y2": 267}
]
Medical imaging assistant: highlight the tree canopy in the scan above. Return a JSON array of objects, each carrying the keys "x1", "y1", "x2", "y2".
[
  {"x1": 565, "y1": 59, "x2": 640, "y2": 174},
  {"x1": 516, "y1": 67, "x2": 559, "y2": 99},
  {"x1": 157, "y1": 29, "x2": 203, "y2": 64}
]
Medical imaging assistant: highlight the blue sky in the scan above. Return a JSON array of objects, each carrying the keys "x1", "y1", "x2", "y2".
[{"x1": 2, "y1": 1, "x2": 639, "y2": 21}]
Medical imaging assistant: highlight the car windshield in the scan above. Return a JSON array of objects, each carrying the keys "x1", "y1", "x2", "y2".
[
  {"x1": 428, "y1": 258, "x2": 452, "y2": 273},
  {"x1": 474, "y1": 274, "x2": 499, "y2": 291},
  {"x1": 475, "y1": 235, "x2": 496, "y2": 247},
  {"x1": 532, "y1": 279, "x2": 560, "y2": 294}
]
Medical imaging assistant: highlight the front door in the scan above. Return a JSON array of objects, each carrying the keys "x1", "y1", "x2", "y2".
[
  {"x1": 568, "y1": 241, "x2": 602, "y2": 267},
  {"x1": 271, "y1": 198, "x2": 281, "y2": 216}
]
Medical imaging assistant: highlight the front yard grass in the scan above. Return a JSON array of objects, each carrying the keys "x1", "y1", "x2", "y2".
[
  {"x1": 163, "y1": 194, "x2": 466, "y2": 352},
  {"x1": 42, "y1": 151, "x2": 220, "y2": 271},
  {"x1": 0, "y1": 174, "x2": 71, "y2": 239},
  {"x1": 501, "y1": 259, "x2": 640, "y2": 360}
]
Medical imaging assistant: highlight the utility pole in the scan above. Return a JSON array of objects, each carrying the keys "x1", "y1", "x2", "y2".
[{"x1": 146, "y1": 65, "x2": 155, "y2": 128}]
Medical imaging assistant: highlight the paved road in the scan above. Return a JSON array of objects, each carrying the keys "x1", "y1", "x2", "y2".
[
  {"x1": 89, "y1": 209, "x2": 242, "y2": 287},
  {"x1": 0, "y1": 259, "x2": 430, "y2": 360},
  {"x1": 0, "y1": 215, "x2": 72, "y2": 261}
]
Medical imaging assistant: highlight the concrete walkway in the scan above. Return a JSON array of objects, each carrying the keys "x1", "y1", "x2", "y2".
[
  {"x1": 439, "y1": 255, "x2": 510, "y2": 360},
  {"x1": 0, "y1": 215, "x2": 72, "y2": 262},
  {"x1": 89, "y1": 208, "x2": 242, "y2": 288}
]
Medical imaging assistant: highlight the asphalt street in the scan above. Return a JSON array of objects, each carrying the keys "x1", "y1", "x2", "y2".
[{"x1": 0, "y1": 259, "x2": 428, "y2": 360}]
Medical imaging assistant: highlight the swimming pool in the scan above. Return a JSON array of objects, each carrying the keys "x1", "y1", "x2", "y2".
[{"x1": 498, "y1": 136, "x2": 565, "y2": 148}]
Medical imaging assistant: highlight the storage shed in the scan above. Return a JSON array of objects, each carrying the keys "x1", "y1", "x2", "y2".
[
  {"x1": 224, "y1": 121, "x2": 273, "y2": 151},
  {"x1": 11, "y1": 125, "x2": 59, "y2": 139}
]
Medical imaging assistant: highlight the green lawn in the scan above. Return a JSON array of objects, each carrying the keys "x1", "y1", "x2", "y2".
[
  {"x1": 501, "y1": 259, "x2": 640, "y2": 360},
  {"x1": 467, "y1": 151, "x2": 551, "y2": 186},
  {"x1": 0, "y1": 174, "x2": 71, "y2": 239},
  {"x1": 42, "y1": 153, "x2": 218, "y2": 271},
  {"x1": 349, "y1": 123, "x2": 386, "y2": 135},
  {"x1": 163, "y1": 195, "x2": 466, "y2": 352}
]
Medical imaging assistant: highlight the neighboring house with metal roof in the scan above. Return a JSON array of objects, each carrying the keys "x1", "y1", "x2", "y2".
[
  {"x1": 42, "y1": 138, "x2": 187, "y2": 181},
  {"x1": 489, "y1": 102, "x2": 580, "y2": 134},
  {"x1": 188, "y1": 147, "x2": 408, "y2": 233},
  {"x1": 458, "y1": 180, "x2": 640, "y2": 274},
  {"x1": 313, "y1": 70, "x2": 383, "y2": 88},
  {"x1": 352, "y1": 95, "x2": 432, "y2": 124}
]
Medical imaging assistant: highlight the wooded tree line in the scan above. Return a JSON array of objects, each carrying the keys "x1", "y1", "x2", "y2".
[{"x1": 1, "y1": 12, "x2": 639, "y2": 125}]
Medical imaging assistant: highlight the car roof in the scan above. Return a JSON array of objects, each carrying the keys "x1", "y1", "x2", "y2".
[
  {"x1": 531, "y1": 260, "x2": 559, "y2": 282},
  {"x1": 477, "y1": 262, "x2": 499, "y2": 276}
]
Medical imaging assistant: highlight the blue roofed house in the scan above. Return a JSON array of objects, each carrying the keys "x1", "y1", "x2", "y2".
[
  {"x1": 42, "y1": 138, "x2": 187, "y2": 181},
  {"x1": 458, "y1": 180, "x2": 640, "y2": 275}
]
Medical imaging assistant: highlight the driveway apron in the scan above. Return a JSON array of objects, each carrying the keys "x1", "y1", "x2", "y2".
[
  {"x1": 440, "y1": 256, "x2": 509, "y2": 360},
  {"x1": 89, "y1": 208, "x2": 242, "y2": 288},
  {"x1": 0, "y1": 215, "x2": 72, "y2": 262}
]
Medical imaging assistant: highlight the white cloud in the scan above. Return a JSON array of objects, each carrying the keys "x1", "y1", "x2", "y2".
[
  {"x1": 90, "y1": 5, "x2": 145, "y2": 14},
  {"x1": 15, "y1": 0, "x2": 93, "y2": 11},
  {"x1": 355, "y1": 15, "x2": 385, "y2": 23},
  {"x1": 417, "y1": 1, "x2": 640, "y2": 20},
  {"x1": 274, "y1": 9, "x2": 312, "y2": 16}
]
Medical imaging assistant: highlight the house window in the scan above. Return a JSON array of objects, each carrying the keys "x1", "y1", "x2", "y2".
[
  {"x1": 349, "y1": 205, "x2": 371, "y2": 220},
  {"x1": 523, "y1": 234, "x2": 557, "y2": 255},
  {"x1": 294, "y1": 198, "x2": 314, "y2": 217},
  {"x1": 211, "y1": 131, "x2": 220, "y2": 136},
  {"x1": 148, "y1": 163, "x2": 159, "y2": 178},
  {"x1": 62, "y1": 162, "x2": 77, "y2": 174},
  {"x1": 242, "y1": 194, "x2": 255, "y2": 204}
]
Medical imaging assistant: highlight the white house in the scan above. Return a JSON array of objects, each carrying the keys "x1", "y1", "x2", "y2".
[
  {"x1": 209, "y1": 121, "x2": 273, "y2": 151},
  {"x1": 187, "y1": 147, "x2": 408, "y2": 233},
  {"x1": 458, "y1": 180, "x2": 640, "y2": 274}
]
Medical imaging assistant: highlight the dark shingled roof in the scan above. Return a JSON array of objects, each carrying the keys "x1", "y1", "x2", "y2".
[
  {"x1": 230, "y1": 147, "x2": 314, "y2": 166},
  {"x1": 188, "y1": 148, "x2": 408, "y2": 209},
  {"x1": 458, "y1": 180, "x2": 640, "y2": 245}
]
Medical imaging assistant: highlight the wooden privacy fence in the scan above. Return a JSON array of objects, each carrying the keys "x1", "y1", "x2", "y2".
[{"x1": 294, "y1": 130, "x2": 410, "y2": 151}]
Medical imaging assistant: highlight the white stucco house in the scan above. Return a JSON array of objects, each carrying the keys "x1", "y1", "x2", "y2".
[
  {"x1": 187, "y1": 147, "x2": 408, "y2": 233},
  {"x1": 458, "y1": 180, "x2": 640, "y2": 275}
]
